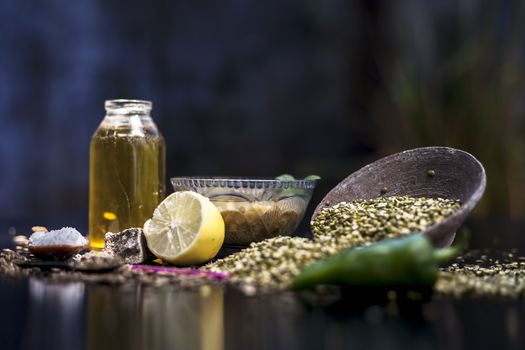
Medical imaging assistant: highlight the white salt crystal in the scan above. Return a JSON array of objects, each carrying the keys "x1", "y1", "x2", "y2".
[{"x1": 29, "y1": 227, "x2": 88, "y2": 247}]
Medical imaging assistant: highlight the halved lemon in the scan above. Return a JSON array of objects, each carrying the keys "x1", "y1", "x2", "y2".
[{"x1": 143, "y1": 191, "x2": 225, "y2": 265}]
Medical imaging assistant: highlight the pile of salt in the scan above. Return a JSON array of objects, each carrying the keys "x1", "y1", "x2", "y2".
[{"x1": 29, "y1": 227, "x2": 88, "y2": 247}]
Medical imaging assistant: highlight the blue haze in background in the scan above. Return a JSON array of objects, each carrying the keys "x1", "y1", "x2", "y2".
[
  {"x1": 0, "y1": 0, "x2": 524, "y2": 228},
  {"x1": 0, "y1": 0, "x2": 363, "y2": 224}
]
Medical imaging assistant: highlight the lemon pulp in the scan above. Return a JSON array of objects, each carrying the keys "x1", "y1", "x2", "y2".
[{"x1": 144, "y1": 191, "x2": 225, "y2": 265}]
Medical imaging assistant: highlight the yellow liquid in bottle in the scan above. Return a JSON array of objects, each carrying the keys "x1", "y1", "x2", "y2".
[{"x1": 88, "y1": 125, "x2": 165, "y2": 249}]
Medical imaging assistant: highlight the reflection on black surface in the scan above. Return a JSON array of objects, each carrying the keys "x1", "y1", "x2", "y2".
[
  {"x1": 87, "y1": 284, "x2": 224, "y2": 350},
  {"x1": 295, "y1": 289, "x2": 443, "y2": 350},
  {"x1": 23, "y1": 279, "x2": 86, "y2": 349},
  {"x1": 223, "y1": 289, "x2": 304, "y2": 350},
  {"x1": 2, "y1": 275, "x2": 525, "y2": 350}
]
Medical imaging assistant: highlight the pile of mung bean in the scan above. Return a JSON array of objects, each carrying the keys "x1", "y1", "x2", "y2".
[
  {"x1": 312, "y1": 196, "x2": 460, "y2": 249},
  {"x1": 204, "y1": 196, "x2": 461, "y2": 291},
  {"x1": 436, "y1": 252, "x2": 525, "y2": 298}
]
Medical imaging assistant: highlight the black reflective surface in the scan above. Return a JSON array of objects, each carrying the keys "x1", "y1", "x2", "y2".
[{"x1": 1, "y1": 219, "x2": 524, "y2": 350}]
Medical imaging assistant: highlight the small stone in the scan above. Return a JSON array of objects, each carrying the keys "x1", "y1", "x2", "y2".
[
  {"x1": 13, "y1": 235, "x2": 29, "y2": 247},
  {"x1": 103, "y1": 228, "x2": 154, "y2": 264}
]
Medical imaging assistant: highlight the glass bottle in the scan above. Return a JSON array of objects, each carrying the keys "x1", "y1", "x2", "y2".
[{"x1": 89, "y1": 99, "x2": 166, "y2": 249}]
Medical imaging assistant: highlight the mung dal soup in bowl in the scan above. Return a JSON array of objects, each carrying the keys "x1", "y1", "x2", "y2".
[{"x1": 171, "y1": 176, "x2": 318, "y2": 246}]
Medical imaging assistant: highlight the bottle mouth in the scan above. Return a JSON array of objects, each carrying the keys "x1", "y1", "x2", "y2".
[{"x1": 105, "y1": 99, "x2": 152, "y2": 115}]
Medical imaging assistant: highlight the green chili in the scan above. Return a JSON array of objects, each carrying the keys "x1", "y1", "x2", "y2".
[{"x1": 292, "y1": 233, "x2": 465, "y2": 289}]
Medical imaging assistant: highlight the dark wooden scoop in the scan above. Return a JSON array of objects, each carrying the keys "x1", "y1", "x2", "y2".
[{"x1": 312, "y1": 147, "x2": 486, "y2": 247}]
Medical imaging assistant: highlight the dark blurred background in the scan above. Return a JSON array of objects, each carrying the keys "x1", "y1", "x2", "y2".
[{"x1": 1, "y1": 0, "x2": 524, "y2": 230}]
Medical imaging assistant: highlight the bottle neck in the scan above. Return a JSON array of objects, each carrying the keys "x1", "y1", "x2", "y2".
[
  {"x1": 104, "y1": 99, "x2": 152, "y2": 117},
  {"x1": 101, "y1": 99, "x2": 158, "y2": 135}
]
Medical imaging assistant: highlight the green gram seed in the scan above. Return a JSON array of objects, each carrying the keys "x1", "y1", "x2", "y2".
[{"x1": 204, "y1": 196, "x2": 461, "y2": 291}]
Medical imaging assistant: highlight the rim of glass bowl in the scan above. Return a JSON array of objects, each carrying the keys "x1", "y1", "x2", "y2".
[{"x1": 170, "y1": 177, "x2": 317, "y2": 190}]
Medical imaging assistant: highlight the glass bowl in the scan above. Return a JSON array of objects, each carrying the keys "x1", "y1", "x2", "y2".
[{"x1": 171, "y1": 177, "x2": 317, "y2": 246}]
